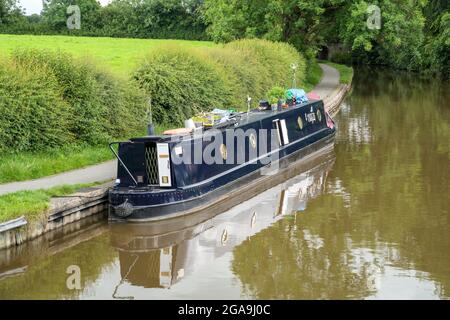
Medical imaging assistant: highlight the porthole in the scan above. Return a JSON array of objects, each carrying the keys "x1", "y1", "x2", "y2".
[
  {"x1": 317, "y1": 109, "x2": 322, "y2": 122},
  {"x1": 249, "y1": 133, "x2": 257, "y2": 149},
  {"x1": 220, "y1": 144, "x2": 227, "y2": 160},
  {"x1": 297, "y1": 116, "x2": 304, "y2": 130}
]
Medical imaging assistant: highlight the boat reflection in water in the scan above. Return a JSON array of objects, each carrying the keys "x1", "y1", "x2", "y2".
[{"x1": 110, "y1": 150, "x2": 335, "y2": 290}]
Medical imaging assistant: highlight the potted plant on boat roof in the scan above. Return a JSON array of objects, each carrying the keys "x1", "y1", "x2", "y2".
[{"x1": 267, "y1": 86, "x2": 286, "y2": 111}]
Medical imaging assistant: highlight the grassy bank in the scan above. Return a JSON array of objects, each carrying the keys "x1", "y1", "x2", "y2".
[
  {"x1": 0, "y1": 183, "x2": 98, "y2": 223},
  {"x1": 0, "y1": 145, "x2": 112, "y2": 184}
]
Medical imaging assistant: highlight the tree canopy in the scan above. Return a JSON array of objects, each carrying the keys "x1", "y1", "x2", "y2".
[
  {"x1": 203, "y1": 0, "x2": 447, "y2": 75},
  {"x1": 0, "y1": 0, "x2": 447, "y2": 77}
]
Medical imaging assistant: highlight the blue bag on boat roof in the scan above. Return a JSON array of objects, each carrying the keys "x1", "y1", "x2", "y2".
[{"x1": 285, "y1": 89, "x2": 309, "y2": 104}]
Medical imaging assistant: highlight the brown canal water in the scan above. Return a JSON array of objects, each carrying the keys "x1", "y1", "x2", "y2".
[{"x1": 0, "y1": 68, "x2": 449, "y2": 300}]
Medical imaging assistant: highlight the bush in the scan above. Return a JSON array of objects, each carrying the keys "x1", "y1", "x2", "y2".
[
  {"x1": 133, "y1": 45, "x2": 236, "y2": 125},
  {"x1": 11, "y1": 49, "x2": 147, "y2": 145},
  {"x1": 330, "y1": 51, "x2": 353, "y2": 65},
  {"x1": 133, "y1": 39, "x2": 306, "y2": 125},
  {"x1": 0, "y1": 49, "x2": 147, "y2": 153},
  {"x1": 225, "y1": 39, "x2": 306, "y2": 92},
  {"x1": 0, "y1": 60, "x2": 72, "y2": 153}
]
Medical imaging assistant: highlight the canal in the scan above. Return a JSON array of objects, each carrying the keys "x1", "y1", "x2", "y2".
[{"x1": 0, "y1": 68, "x2": 449, "y2": 299}]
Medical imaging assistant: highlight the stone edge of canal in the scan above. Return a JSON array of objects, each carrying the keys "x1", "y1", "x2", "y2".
[
  {"x1": 0, "y1": 82, "x2": 351, "y2": 251},
  {"x1": 0, "y1": 182, "x2": 111, "y2": 250}
]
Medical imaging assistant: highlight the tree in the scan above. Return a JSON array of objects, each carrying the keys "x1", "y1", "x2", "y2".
[
  {"x1": 203, "y1": 0, "x2": 346, "y2": 60},
  {"x1": 422, "y1": 0, "x2": 449, "y2": 77},
  {"x1": 96, "y1": 0, "x2": 206, "y2": 39},
  {"x1": 0, "y1": 0, "x2": 22, "y2": 25},
  {"x1": 340, "y1": 1, "x2": 426, "y2": 70},
  {"x1": 203, "y1": 0, "x2": 436, "y2": 72}
]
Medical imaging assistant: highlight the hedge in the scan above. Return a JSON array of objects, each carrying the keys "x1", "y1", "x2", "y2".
[
  {"x1": 0, "y1": 40, "x2": 306, "y2": 153},
  {"x1": 0, "y1": 50, "x2": 148, "y2": 153},
  {"x1": 0, "y1": 60, "x2": 71, "y2": 153},
  {"x1": 13, "y1": 50, "x2": 148, "y2": 144},
  {"x1": 133, "y1": 39, "x2": 306, "y2": 125}
]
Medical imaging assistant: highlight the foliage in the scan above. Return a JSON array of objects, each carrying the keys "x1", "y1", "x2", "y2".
[
  {"x1": 203, "y1": 0, "x2": 343, "y2": 60},
  {"x1": 225, "y1": 39, "x2": 306, "y2": 92},
  {"x1": 0, "y1": 59, "x2": 71, "y2": 153},
  {"x1": 133, "y1": 39, "x2": 306, "y2": 125},
  {"x1": 133, "y1": 44, "x2": 235, "y2": 125},
  {"x1": 0, "y1": 0, "x2": 448, "y2": 76},
  {"x1": 341, "y1": 1, "x2": 426, "y2": 71},
  {"x1": 2, "y1": 0, "x2": 207, "y2": 40},
  {"x1": 422, "y1": 1, "x2": 450, "y2": 78},
  {"x1": 267, "y1": 87, "x2": 286, "y2": 105},
  {"x1": 303, "y1": 59, "x2": 323, "y2": 92},
  {"x1": 0, "y1": 0, "x2": 21, "y2": 24},
  {"x1": 12, "y1": 49, "x2": 147, "y2": 145},
  {"x1": 203, "y1": 0, "x2": 449, "y2": 78},
  {"x1": 98, "y1": 0, "x2": 206, "y2": 40},
  {"x1": 0, "y1": 49, "x2": 148, "y2": 153}
]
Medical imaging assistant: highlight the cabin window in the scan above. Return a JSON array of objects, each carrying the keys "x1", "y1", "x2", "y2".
[
  {"x1": 273, "y1": 119, "x2": 290, "y2": 146},
  {"x1": 317, "y1": 109, "x2": 322, "y2": 122}
]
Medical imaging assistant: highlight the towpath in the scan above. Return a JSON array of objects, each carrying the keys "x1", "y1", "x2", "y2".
[
  {"x1": 0, "y1": 161, "x2": 117, "y2": 196},
  {"x1": 314, "y1": 63, "x2": 340, "y2": 100},
  {"x1": 0, "y1": 64, "x2": 340, "y2": 196}
]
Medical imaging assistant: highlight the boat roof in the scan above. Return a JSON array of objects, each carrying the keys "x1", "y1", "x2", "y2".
[{"x1": 130, "y1": 99, "x2": 322, "y2": 143}]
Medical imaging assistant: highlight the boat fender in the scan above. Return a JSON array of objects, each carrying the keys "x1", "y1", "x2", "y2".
[{"x1": 113, "y1": 199, "x2": 134, "y2": 218}]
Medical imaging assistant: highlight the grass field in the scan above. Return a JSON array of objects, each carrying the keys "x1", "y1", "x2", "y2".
[{"x1": 0, "y1": 34, "x2": 214, "y2": 76}]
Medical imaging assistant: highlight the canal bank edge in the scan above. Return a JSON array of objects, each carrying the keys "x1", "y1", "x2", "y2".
[
  {"x1": 326, "y1": 82, "x2": 352, "y2": 118},
  {"x1": 0, "y1": 65, "x2": 353, "y2": 251},
  {"x1": 0, "y1": 182, "x2": 112, "y2": 250}
]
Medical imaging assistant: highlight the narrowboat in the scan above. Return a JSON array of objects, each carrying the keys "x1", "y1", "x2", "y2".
[
  {"x1": 110, "y1": 153, "x2": 335, "y2": 290},
  {"x1": 108, "y1": 97, "x2": 336, "y2": 222}
]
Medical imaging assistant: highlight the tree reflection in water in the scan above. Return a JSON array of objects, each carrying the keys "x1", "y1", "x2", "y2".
[{"x1": 231, "y1": 68, "x2": 450, "y2": 299}]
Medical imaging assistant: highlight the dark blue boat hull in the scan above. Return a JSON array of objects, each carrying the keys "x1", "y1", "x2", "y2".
[{"x1": 109, "y1": 130, "x2": 335, "y2": 222}]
